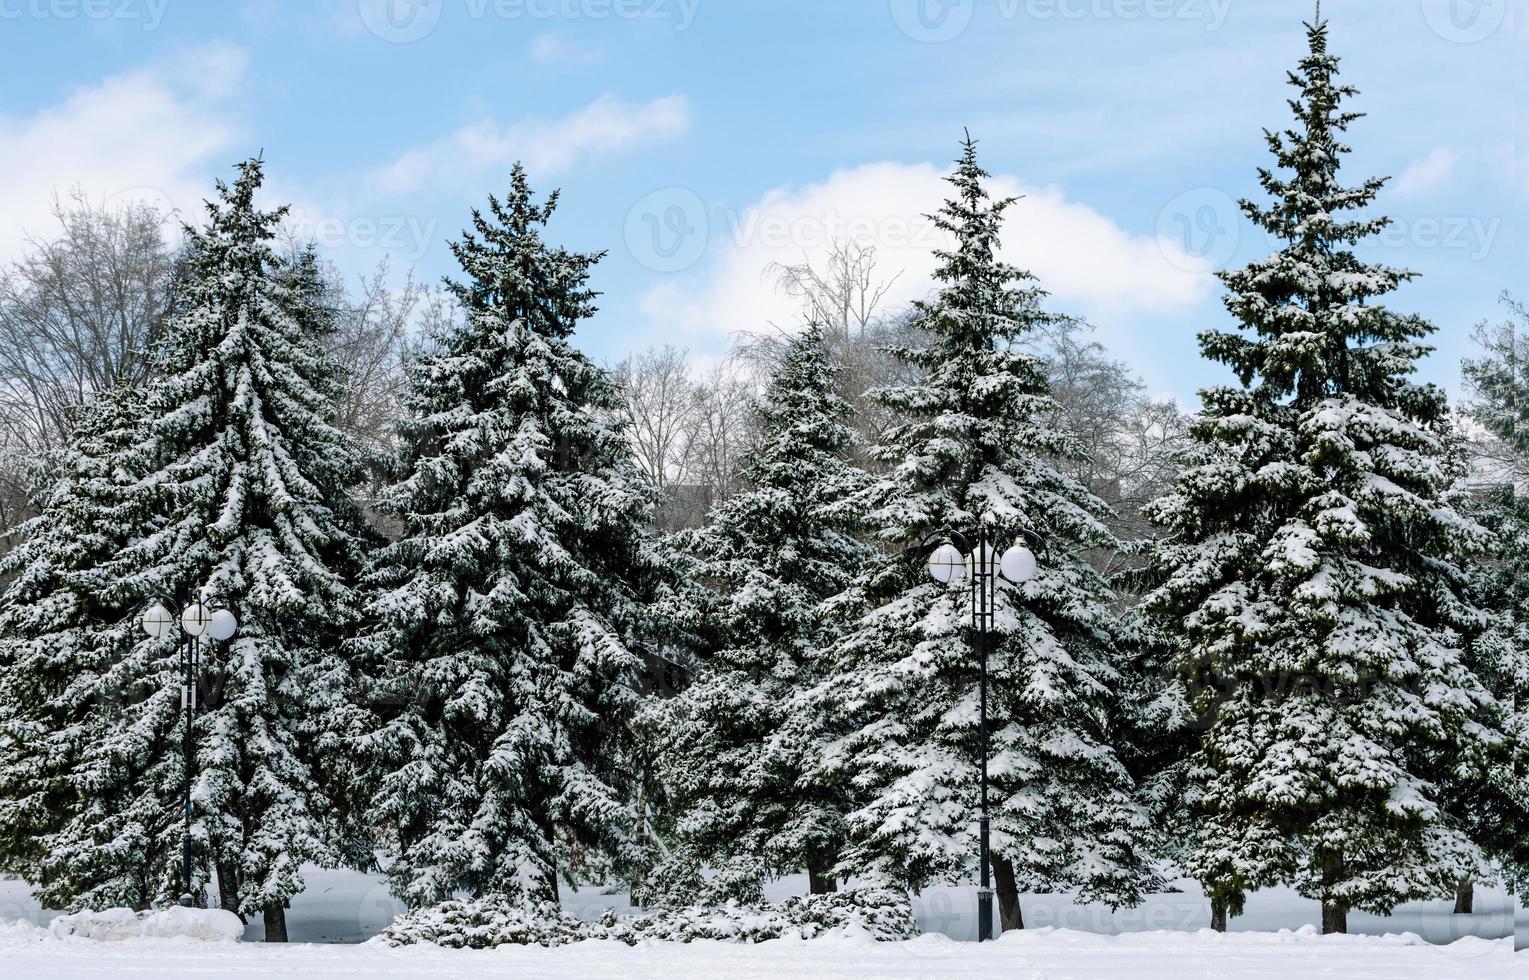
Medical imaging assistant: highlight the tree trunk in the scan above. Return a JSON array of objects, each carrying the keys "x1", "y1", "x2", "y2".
[
  {"x1": 538, "y1": 817, "x2": 561, "y2": 907},
  {"x1": 807, "y1": 857, "x2": 838, "y2": 895},
  {"x1": 262, "y1": 905, "x2": 288, "y2": 943},
  {"x1": 215, "y1": 861, "x2": 244, "y2": 922},
  {"x1": 1319, "y1": 850, "x2": 1347, "y2": 935},
  {"x1": 990, "y1": 854, "x2": 1024, "y2": 932},
  {"x1": 1453, "y1": 879, "x2": 1474, "y2": 916},
  {"x1": 1210, "y1": 897, "x2": 1228, "y2": 933}
]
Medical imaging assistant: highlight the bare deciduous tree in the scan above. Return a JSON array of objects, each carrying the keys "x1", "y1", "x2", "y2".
[
  {"x1": 765, "y1": 238, "x2": 902, "y2": 342},
  {"x1": 684, "y1": 365, "x2": 757, "y2": 509},
  {"x1": 0, "y1": 192, "x2": 180, "y2": 538},
  {"x1": 614, "y1": 345, "x2": 704, "y2": 493},
  {"x1": 1040, "y1": 331, "x2": 1189, "y2": 576},
  {"x1": 0, "y1": 191, "x2": 179, "y2": 456},
  {"x1": 613, "y1": 347, "x2": 763, "y2": 530},
  {"x1": 741, "y1": 241, "x2": 924, "y2": 465},
  {"x1": 323, "y1": 259, "x2": 426, "y2": 459}
]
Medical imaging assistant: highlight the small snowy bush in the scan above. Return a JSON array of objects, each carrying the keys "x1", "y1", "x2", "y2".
[
  {"x1": 380, "y1": 888, "x2": 917, "y2": 949},
  {"x1": 600, "y1": 888, "x2": 919, "y2": 945},
  {"x1": 379, "y1": 898, "x2": 587, "y2": 949}
]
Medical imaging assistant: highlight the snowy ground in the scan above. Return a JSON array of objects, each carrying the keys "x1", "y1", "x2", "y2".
[
  {"x1": 1, "y1": 869, "x2": 1520, "y2": 976},
  {"x1": 5, "y1": 869, "x2": 1511, "y2": 945},
  {"x1": 0, "y1": 920, "x2": 1519, "y2": 980}
]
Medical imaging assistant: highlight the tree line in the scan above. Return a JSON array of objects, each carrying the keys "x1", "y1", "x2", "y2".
[{"x1": 0, "y1": 14, "x2": 1523, "y2": 942}]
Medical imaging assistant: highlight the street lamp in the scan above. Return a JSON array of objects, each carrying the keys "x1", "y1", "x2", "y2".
[
  {"x1": 922, "y1": 520, "x2": 1041, "y2": 942},
  {"x1": 141, "y1": 589, "x2": 238, "y2": 907}
]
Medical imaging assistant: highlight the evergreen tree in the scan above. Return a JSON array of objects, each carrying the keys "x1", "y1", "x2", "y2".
[
  {"x1": 1450, "y1": 484, "x2": 1529, "y2": 905},
  {"x1": 649, "y1": 325, "x2": 872, "y2": 902},
  {"x1": 0, "y1": 385, "x2": 155, "y2": 907},
  {"x1": 355, "y1": 165, "x2": 670, "y2": 907},
  {"x1": 1142, "y1": 15, "x2": 1512, "y2": 933},
  {"x1": 1454, "y1": 299, "x2": 1529, "y2": 901},
  {"x1": 96, "y1": 158, "x2": 371, "y2": 937},
  {"x1": 815, "y1": 136, "x2": 1156, "y2": 931}
]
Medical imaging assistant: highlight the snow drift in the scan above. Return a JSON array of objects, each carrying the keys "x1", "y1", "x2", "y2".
[{"x1": 48, "y1": 906, "x2": 244, "y2": 942}]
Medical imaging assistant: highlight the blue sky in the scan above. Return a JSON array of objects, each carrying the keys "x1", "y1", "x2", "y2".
[{"x1": 0, "y1": 0, "x2": 1522, "y2": 404}]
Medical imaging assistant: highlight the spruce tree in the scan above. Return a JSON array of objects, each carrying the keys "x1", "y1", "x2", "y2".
[
  {"x1": 97, "y1": 158, "x2": 371, "y2": 937},
  {"x1": 1449, "y1": 484, "x2": 1529, "y2": 906},
  {"x1": 1142, "y1": 14, "x2": 1512, "y2": 933},
  {"x1": 649, "y1": 325, "x2": 871, "y2": 902},
  {"x1": 0, "y1": 385, "x2": 154, "y2": 907},
  {"x1": 356, "y1": 165, "x2": 670, "y2": 907},
  {"x1": 1455, "y1": 301, "x2": 1529, "y2": 901},
  {"x1": 816, "y1": 136, "x2": 1155, "y2": 931}
]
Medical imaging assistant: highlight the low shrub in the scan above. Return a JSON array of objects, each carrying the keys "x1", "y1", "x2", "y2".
[{"x1": 380, "y1": 887, "x2": 918, "y2": 949}]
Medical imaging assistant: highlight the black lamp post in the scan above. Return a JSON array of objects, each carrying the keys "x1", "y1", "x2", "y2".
[
  {"x1": 141, "y1": 590, "x2": 238, "y2": 907},
  {"x1": 921, "y1": 520, "x2": 1042, "y2": 942}
]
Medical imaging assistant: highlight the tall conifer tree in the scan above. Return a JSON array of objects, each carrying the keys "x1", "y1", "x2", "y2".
[
  {"x1": 107, "y1": 159, "x2": 369, "y2": 938},
  {"x1": 356, "y1": 166, "x2": 670, "y2": 907},
  {"x1": 651, "y1": 325, "x2": 871, "y2": 901},
  {"x1": 1143, "y1": 15, "x2": 1513, "y2": 933},
  {"x1": 1454, "y1": 301, "x2": 1529, "y2": 902},
  {"x1": 816, "y1": 137, "x2": 1155, "y2": 931},
  {"x1": 0, "y1": 386, "x2": 154, "y2": 907}
]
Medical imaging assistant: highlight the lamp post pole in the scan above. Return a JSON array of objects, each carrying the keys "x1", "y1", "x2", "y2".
[
  {"x1": 180, "y1": 614, "x2": 196, "y2": 906},
  {"x1": 923, "y1": 521, "x2": 1041, "y2": 942},
  {"x1": 141, "y1": 590, "x2": 238, "y2": 908},
  {"x1": 974, "y1": 523, "x2": 993, "y2": 943}
]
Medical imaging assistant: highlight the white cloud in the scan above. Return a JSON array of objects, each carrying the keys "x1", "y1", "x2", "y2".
[
  {"x1": 368, "y1": 93, "x2": 690, "y2": 196},
  {"x1": 529, "y1": 31, "x2": 602, "y2": 65},
  {"x1": 639, "y1": 161, "x2": 1212, "y2": 343},
  {"x1": 1393, "y1": 147, "x2": 1464, "y2": 197},
  {"x1": 0, "y1": 43, "x2": 248, "y2": 264}
]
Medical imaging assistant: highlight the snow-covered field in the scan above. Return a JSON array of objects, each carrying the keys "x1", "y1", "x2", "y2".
[
  {"x1": 0, "y1": 920, "x2": 1518, "y2": 980},
  {"x1": 1, "y1": 869, "x2": 1520, "y2": 977},
  {"x1": 4, "y1": 869, "x2": 1514, "y2": 945}
]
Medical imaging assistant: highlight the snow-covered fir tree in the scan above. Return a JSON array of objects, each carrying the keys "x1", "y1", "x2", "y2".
[
  {"x1": 1142, "y1": 15, "x2": 1514, "y2": 934},
  {"x1": 648, "y1": 325, "x2": 872, "y2": 902},
  {"x1": 95, "y1": 158, "x2": 372, "y2": 938},
  {"x1": 1453, "y1": 301, "x2": 1529, "y2": 900},
  {"x1": 355, "y1": 165, "x2": 673, "y2": 908},
  {"x1": 0, "y1": 384, "x2": 155, "y2": 907},
  {"x1": 1448, "y1": 483, "x2": 1529, "y2": 905},
  {"x1": 814, "y1": 136, "x2": 1156, "y2": 931}
]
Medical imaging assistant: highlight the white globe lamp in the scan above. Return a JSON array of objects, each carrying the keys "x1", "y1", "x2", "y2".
[
  {"x1": 1000, "y1": 544, "x2": 1038, "y2": 584},
  {"x1": 181, "y1": 602, "x2": 211, "y2": 638},
  {"x1": 208, "y1": 608, "x2": 238, "y2": 642},
  {"x1": 142, "y1": 603, "x2": 176, "y2": 640},
  {"x1": 927, "y1": 542, "x2": 966, "y2": 584}
]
